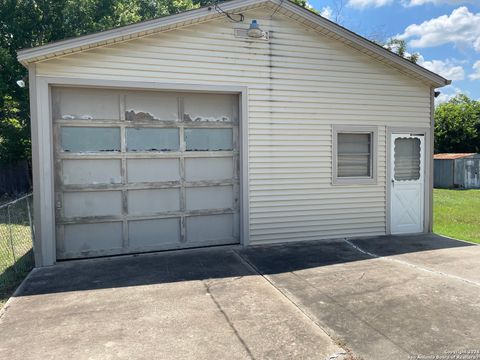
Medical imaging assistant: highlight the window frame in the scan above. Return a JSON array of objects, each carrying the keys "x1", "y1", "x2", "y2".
[{"x1": 332, "y1": 125, "x2": 378, "y2": 185}]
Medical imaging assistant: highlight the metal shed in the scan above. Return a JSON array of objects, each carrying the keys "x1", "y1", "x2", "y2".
[{"x1": 434, "y1": 153, "x2": 480, "y2": 189}]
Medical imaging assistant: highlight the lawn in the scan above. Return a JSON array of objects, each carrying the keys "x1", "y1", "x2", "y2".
[
  {"x1": 0, "y1": 198, "x2": 34, "y2": 308},
  {"x1": 434, "y1": 189, "x2": 480, "y2": 244}
]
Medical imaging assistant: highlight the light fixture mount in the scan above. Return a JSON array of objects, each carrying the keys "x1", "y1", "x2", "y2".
[
  {"x1": 247, "y1": 20, "x2": 265, "y2": 39},
  {"x1": 235, "y1": 20, "x2": 269, "y2": 41}
]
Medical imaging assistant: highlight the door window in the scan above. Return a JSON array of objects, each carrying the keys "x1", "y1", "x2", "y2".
[{"x1": 394, "y1": 137, "x2": 421, "y2": 181}]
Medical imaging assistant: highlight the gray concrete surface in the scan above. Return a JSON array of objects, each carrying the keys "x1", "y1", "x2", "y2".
[
  {"x1": 0, "y1": 248, "x2": 344, "y2": 360},
  {"x1": 239, "y1": 234, "x2": 480, "y2": 360},
  {"x1": 1, "y1": 234, "x2": 479, "y2": 360}
]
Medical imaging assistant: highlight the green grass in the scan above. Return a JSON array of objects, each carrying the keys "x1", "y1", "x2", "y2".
[
  {"x1": 434, "y1": 189, "x2": 480, "y2": 244},
  {"x1": 0, "y1": 200, "x2": 34, "y2": 308}
]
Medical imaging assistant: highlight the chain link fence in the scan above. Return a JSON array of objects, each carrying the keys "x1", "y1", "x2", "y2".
[{"x1": 0, "y1": 194, "x2": 34, "y2": 303}]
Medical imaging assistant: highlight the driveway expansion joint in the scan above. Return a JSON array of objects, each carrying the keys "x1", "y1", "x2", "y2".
[{"x1": 232, "y1": 249, "x2": 353, "y2": 360}]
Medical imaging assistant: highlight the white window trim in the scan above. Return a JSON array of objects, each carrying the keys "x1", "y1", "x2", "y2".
[{"x1": 332, "y1": 125, "x2": 378, "y2": 185}]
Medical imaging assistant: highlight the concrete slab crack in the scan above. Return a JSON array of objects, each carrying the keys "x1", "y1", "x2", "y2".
[
  {"x1": 343, "y1": 238, "x2": 480, "y2": 288},
  {"x1": 202, "y1": 280, "x2": 255, "y2": 360}
]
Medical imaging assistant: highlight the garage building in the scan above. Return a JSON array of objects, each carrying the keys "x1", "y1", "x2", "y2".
[{"x1": 17, "y1": 0, "x2": 449, "y2": 266}]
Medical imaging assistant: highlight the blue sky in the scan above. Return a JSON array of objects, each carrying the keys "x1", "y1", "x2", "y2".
[{"x1": 307, "y1": 0, "x2": 480, "y2": 103}]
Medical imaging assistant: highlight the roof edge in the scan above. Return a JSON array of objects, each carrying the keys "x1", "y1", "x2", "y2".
[
  {"x1": 17, "y1": 0, "x2": 450, "y2": 87},
  {"x1": 278, "y1": 0, "x2": 449, "y2": 88},
  {"x1": 17, "y1": 0, "x2": 265, "y2": 66}
]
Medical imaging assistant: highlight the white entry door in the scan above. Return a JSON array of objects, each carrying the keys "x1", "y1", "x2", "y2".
[{"x1": 390, "y1": 133, "x2": 425, "y2": 234}]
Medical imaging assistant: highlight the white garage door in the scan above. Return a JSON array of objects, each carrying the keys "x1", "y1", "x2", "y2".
[{"x1": 53, "y1": 87, "x2": 240, "y2": 260}]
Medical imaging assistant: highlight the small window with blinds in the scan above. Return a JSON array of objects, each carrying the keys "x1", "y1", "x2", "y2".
[{"x1": 333, "y1": 126, "x2": 377, "y2": 185}]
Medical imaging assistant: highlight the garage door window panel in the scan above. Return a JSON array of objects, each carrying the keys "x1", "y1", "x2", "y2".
[
  {"x1": 61, "y1": 127, "x2": 120, "y2": 152},
  {"x1": 127, "y1": 159, "x2": 180, "y2": 183},
  {"x1": 183, "y1": 93, "x2": 238, "y2": 123},
  {"x1": 186, "y1": 186, "x2": 234, "y2": 211},
  {"x1": 53, "y1": 88, "x2": 121, "y2": 121},
  {"x1": 185, "y1": 157, "x2": 234, "y2": 181},
  {"x1": 185, "y1": 128, "x2": 233, "y2": 151},
  {"x1": 127, "y1": 189, "x2": 181, "y2": 215},
  {"x1": 125, "y1": 92, "x2": 179, "y2": 121},
  {"x1": 62, "y1": 159, "x2": 122, "y2": 185},
  {"x1": 126, "y1": 128, "x2": 179, "y2": 152},
  {"x1": 63, "y1": 191, "x2": 123, "y2": 218}
]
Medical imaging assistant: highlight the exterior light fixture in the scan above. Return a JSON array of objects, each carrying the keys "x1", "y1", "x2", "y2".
[
  {"x1": 16, "y1": 80, "x2": 25, "y2": 88},
  {"x1": 247, "y1": 20, "x2": 264, "y2": 38}
]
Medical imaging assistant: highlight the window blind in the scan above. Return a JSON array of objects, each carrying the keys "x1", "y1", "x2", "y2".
[{"x1": 337, "y1": 133, "x2": 371, "y2": 177}]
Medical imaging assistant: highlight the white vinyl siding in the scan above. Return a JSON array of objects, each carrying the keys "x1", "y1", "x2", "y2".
[{"x1": 36, "y1": 6, "x2": 432, "y2": 244}]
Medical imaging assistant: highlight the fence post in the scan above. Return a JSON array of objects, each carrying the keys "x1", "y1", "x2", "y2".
[
  {"x1": 7, "y1": 204, "x2": 17, "y2": 268},
  {"x1": 26, "y1": 196, "x2": 35, "y2": 242}
]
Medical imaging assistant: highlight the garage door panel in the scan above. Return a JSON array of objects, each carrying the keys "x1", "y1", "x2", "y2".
[
  {"x1": 183, "y1": 93, "x2": 238, "y2": 123},
  {"x1": 128, "y1": 218, "x2": 181, "y2": 248},
  {"x1": 127, "y1": 159, "x2": 180, "y2": 183},
  {"x1": 53, "y1": 88, "x2": 120, "y2": 120},
  {"x1": 125, "y1": 91, "x2": 179, "y2": 121},
  {"x1": 126, "y1": 128, "x2": 179, "y2": 152},
  {"x1": 62, "y1": 159, "x2": 122, "y2": 185},
  {"x1": 59, "y1": 222, "x2": 123, "y2": 258},
  {"x1": 185, "y1": 157, "x2": 234, "y2": 181},
  {"x1": 186, "y1": 214, "x2": 236, "y2": 243},
  {"x1": 63, "y1": 191, "x2": 123, "y2": 218},
  {"x1": 185, "y1": 128, "x2": 233, "y2": 151},
  {"x1": 128, "y1": 189, "x2": 180, "y2": 215},
  {"x1": 54, "y1": 88, "x2": 240, "y2": 259},
  {"x1": 61, "y1": 127, "x2": 121, "y2": 153},
  {"x1": 186, "y1": 186, "x2": 234, "y2": 210}
]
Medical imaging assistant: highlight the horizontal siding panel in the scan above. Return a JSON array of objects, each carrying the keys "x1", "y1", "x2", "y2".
[
  {"x1": 250, "y1": 230, "x2": 386, "y2": 244},
  {"x1": 250, "y1": 211, "x2": 385, "y2": 224},
  {"x1": 250, "y1": 203, "x2": 386, "y2": 214},
  {"x1": 251, "y1": 222, "x2": 386, "y2": 236},
  {"x1": 37, "y1": 5, "x2": 432, "y2": 245}
]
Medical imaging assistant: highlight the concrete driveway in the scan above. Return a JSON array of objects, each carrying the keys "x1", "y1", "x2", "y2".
[{"x1": 1, "y1": 234, "x2": 479, "y2": 360}]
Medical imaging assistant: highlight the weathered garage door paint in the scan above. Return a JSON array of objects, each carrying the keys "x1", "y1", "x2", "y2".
[{"x1": 53, "y1": 87, "x2": 240, "y2": 259}]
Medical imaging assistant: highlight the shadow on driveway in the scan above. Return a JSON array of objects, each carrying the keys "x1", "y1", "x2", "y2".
[{"x1": 15, "y1": 233, "x2": 474, "y2": 297}]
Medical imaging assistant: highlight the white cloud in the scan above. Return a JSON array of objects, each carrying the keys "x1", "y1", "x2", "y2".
[
  {"x1": 418, "y1": 57, "x2": 465, "y2": 80},
  {"x1": 320, "y1": 6, "x2": 333, "y2": 20},
  {"x1": 469, "y1": 61, "x2": 480, "y2": 80},
  {"x1": 402, "y1": 0, "x2": 474, "y2": 7},
  {"x1": 435, "y1": 85, "x2": 464, "y2": 104},
  {"x1": 397, "y1": 7, "x2": 480, "y2": 51},
  {"x1": 347, "y1": 0, "x2": 393, "y2": 9}
]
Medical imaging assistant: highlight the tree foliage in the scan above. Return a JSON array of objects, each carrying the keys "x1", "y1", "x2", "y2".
[
  {"x1": 384, "y1": 38, "x2": 420, "y2": 63},
  {"x1": 0, "y1": 0, "x2": 200, "y2": 163},
  {"x1": 434, "y1": 94, "x2": 480, "y2": 153}
]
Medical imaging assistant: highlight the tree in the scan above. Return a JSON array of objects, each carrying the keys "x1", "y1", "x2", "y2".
[
  {"x1": 0, "y1": 95, "x2": 30, "y2": 164},
  {"x1": 384, "y1": 38, "x2": 420, "y2": 63},
  {"x1": 434, "y1": 94, "x2": 480, "y2": 153},
  {"x1": 0, "y1": 0, "x2": 200, "y2": 164}
]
